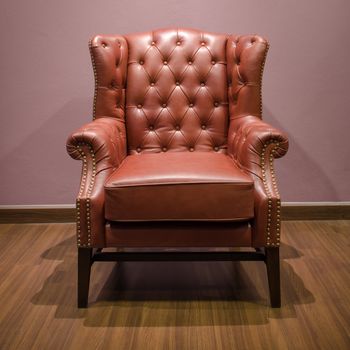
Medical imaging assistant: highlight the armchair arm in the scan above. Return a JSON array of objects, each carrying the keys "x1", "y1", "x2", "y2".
[
  {"x1": 66, "y1": 117, "x2": 127, "y2": 247},
  {"x1": 228, "y1": 115, "x2": 289, "y2": 247}
]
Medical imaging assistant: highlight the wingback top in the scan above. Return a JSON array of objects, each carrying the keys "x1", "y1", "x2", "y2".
[{"x1": 89, "y1": 28, "x2": 269, "y2": 154}]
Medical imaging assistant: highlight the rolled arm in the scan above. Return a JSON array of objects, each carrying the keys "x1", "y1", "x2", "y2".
[
  {"x1": 228, "y1": 115, "x2": 289, "y2": 247},
  {"x1": 66, "y1": 117, "x2": 127, "y2": 247}
]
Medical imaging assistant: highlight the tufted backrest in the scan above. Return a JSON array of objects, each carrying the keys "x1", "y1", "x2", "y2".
[
  {"x1": 125, "y1": 28, "x2": 229, "y2": 154},
  {"x1": 89, "y1": 29, "x2": 269, "y2": 155}
]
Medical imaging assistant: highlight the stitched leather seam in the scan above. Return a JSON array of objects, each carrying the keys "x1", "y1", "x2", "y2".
[
  {"x1": 109, "y1": 217, "x2": 254, "y2": 222},
  {"x1": 105, "y1": 181, "x2": 253, "y2": 188}
]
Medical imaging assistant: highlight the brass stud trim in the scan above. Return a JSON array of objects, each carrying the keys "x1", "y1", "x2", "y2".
[
  {"x1": 89, "y1": 39, "x2": 98, "y2": 120},
  {"x1": 75, "y1": 143, "x2": 97, "y2": 247},
  {"x1": 260, "y1": 139, "x2": 281, "y2": 247},
  {"x1": 259, "y1": 41, "x2": 269, "y2": 117}
]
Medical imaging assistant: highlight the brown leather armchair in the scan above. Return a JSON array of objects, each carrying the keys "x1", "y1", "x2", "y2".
[{"x1": 67, "y1": 28, "x2": 288, "y2": 308}]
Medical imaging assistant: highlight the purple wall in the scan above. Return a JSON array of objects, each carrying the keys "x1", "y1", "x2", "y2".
[{"x1": 1, "y1": 0, "x2": 349, "y2": 204}]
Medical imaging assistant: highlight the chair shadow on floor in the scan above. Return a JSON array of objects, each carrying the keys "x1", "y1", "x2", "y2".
[{"x1": 31, "y1": 233, "x2": 315, "y2": 327}]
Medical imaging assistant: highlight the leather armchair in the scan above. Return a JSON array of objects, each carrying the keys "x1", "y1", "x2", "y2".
[{"x1": 67, "y1": 28, "x2": 288, "y2": 308}]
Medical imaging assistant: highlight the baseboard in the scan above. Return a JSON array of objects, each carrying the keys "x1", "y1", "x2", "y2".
[
  {"x1": 0, "y1": 202, "x2": 349, "y2": 224},
  {"x1": 0, "y1": 205, "x2": 76, "y2": 223},
  {"x1": 281, "y1": 202, "x2": 350, "y2": 220}
]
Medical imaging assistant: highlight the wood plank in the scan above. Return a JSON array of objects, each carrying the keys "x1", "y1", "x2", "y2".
[{"x1": 0, "y1": 221, "x2": 349, "y2": 349}]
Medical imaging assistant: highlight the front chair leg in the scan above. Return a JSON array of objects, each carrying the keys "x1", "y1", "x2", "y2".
[
  {"x1": 265, "y1": 247, "x2": 281, "y2": 308},
  {"x1": 78, "y1": 247, "x2": 92, "y2": 308}
]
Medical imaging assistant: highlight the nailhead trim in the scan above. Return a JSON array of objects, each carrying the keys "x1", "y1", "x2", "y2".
[
  {"x1": 259, "y1": 41, "x2": 269, "y2": 117},
  {"x1": 89, "y1": 39, "x2": 98, "y2": 120},
  {"x1": 75, "y1": 143, "x2": 96, "y2": 247},
  {"x1": 261, "y1": 139, "x2": 281, "y2": 247}
]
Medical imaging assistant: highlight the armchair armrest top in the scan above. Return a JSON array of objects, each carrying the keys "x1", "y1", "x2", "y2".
[
  {"x1": 66, "y1": 117, "x2": 126, "y2": 168},
  {"x1": 229, "y1": 115, "x2": 289, "y2": 161}
]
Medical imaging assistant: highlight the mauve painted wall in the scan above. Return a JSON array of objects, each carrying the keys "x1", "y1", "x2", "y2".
[{"x1": 0, "y1": 0, "x2": 349, "y2": 204}]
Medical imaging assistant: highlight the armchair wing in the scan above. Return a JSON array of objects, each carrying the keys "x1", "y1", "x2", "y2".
[{"x1": 66, "y1": 33, "x2": 128, "y2": 247}]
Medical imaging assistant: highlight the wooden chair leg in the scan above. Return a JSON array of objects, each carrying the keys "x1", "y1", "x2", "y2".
[
  {"x1": 78, "y1": 247, "x2": 92, "y2": 308},
  {"x1": 265, "y1": 247, "x2": 281, "y2": 308}
]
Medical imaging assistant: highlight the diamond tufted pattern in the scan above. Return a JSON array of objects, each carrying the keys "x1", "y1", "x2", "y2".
[{"x1": 125, "y1": 28, "x2": 229, "y2": 154}]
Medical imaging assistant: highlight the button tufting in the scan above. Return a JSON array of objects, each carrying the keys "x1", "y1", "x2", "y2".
[
  {"x1": 124, "y1": 29, "x2": 229, "y2": 156},
  {"x1": 102, "y1": 43, "x2": 107, "y2": 48}
]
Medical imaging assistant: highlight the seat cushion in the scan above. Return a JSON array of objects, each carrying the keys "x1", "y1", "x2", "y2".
[{"x1": 104, "y1": 152, "x2": 254, "y2": 221}]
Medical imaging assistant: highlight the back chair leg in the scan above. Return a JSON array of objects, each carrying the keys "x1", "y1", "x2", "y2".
[
  {"x1": 78, "y1": 247, "x2": 92, "y2": 308},
  {"x1": 265, "y1": 247, "x2": 281, "y2": 308}
]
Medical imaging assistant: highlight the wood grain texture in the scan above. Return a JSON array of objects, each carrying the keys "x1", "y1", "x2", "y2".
[
  {"x1": 0, "y1": 221, "x2": 349, "y2": 349},
  {"x1": 0, "y1": 208, "x2": 76, "y2": 223},
  {"x1": 282, "y1": 204, "x2": 350, "y2": 220},
  {"x1": 1, "y1": 204, "x2": 349, "y2": 223}
]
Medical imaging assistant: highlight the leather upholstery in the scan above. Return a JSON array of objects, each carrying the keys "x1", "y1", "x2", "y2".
[
  {"x1": 66, "y1": 28, "x2": 289, "y2": 249},
  {"x1": 67, "y1": 117, "x2": 127, "y2": 246},
  {"x1": 89, "y1": 35, "x2": 128, "y2": 120},
  {"x1": 125, "y1": 29, "x2": 229, "y2": 154},
  {"x1": 226, "y1": 35, "x2": 268, "y2": 119},
  {"x1": 106, "y1": 221, "x2": 251, "y2": 247},
  {"x1": 228, "y1": 115, "x2": 288, "y2": 246},
  {"x1": 104, "y1": 152, "x2": 254, "y2": 221}
]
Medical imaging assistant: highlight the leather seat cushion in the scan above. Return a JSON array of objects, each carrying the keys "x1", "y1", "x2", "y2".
[{"x1": 104, "y1": 152, "x2": 254, "y2": 221}]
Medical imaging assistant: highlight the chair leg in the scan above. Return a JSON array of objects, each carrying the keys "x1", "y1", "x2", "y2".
[
  {"x1": 78, "y1": 247, "x2": 92, "y2": 308},
  {"x1": 265, "y1": 247, "x2": 281, "y2": 308}
]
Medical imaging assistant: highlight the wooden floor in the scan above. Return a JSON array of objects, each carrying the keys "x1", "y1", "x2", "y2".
[{"x1": 0, "y1": 221, "x2": 349, "y2": 350}]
